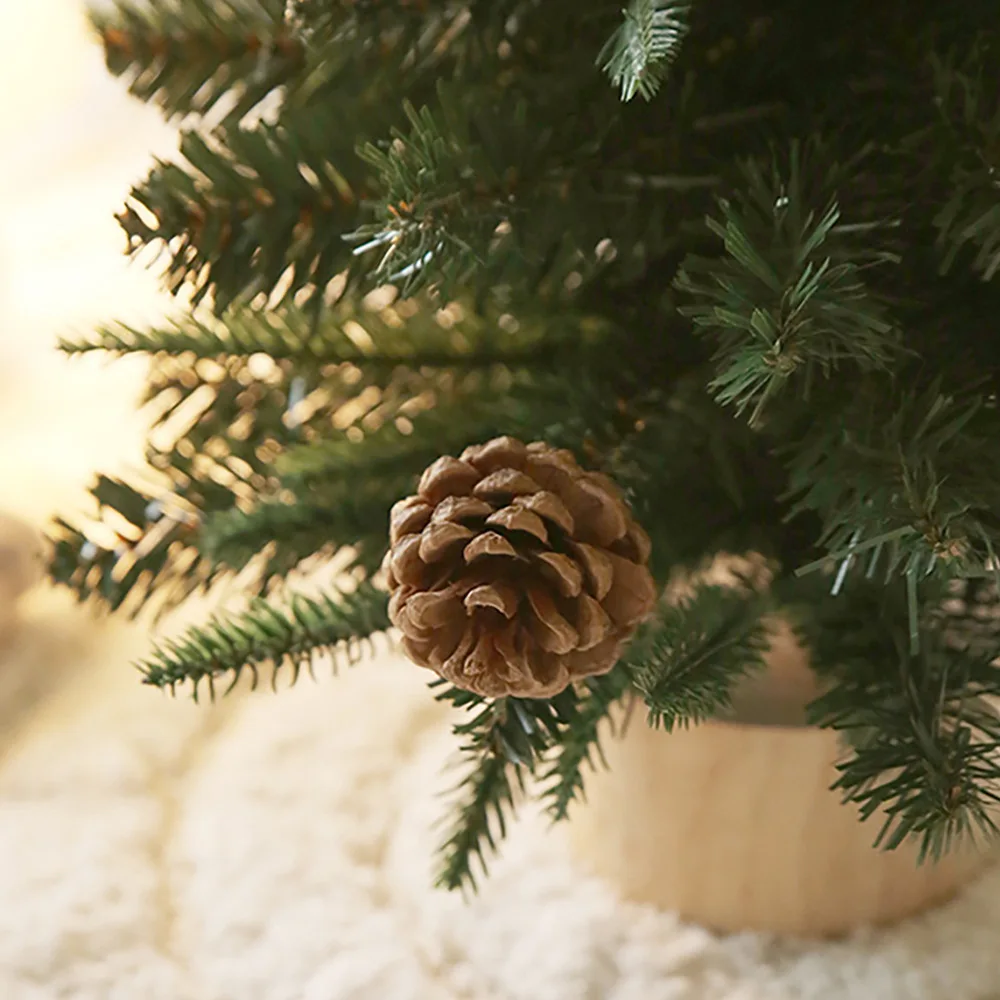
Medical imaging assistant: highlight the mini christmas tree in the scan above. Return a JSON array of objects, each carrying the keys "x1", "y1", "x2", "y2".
[{"x1": 53, "y1": 0, "x2": 1000, "y2": 890}]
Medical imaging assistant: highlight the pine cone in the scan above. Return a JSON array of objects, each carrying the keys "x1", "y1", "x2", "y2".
[{"x1": 384, "y1": 436, "x2": 656, "y2": 698}]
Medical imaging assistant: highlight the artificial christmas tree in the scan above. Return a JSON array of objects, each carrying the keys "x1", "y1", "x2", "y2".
[{"x1": 51, "y1": 0, "x2": 1000, "y2": 925}]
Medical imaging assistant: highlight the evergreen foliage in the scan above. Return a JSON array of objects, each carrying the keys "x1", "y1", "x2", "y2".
[
  {"x1": 139, "y1": 580, "x2": 390, "y2": 697},
  {"x1": 674, "y1": 143, "x2": 901, "y2": 422},
  {"x1": 628, "y1": 581, "x2": 771, "y2": 730},
  {"x1": 432, "y1": 684, "x2": 560, "y2": 891},
  {"x1": 92, "y1": 0, "x2": 301, "y2": 123},
  {"x1": 793, "y1": 573, "x2": 1000, "y2": 860},
  {"x1": 52, "y1": 0, "x2": 1000, "y2": 889},
  {"x1": 540, "y1": 670, "x2": 631, "y2": 822},
  {"x1": 600, "y1": 0, "x2": 692, "y2": 102},
  {"x1": 433, "y1": 671, "x2": 631, "y2": 889}
]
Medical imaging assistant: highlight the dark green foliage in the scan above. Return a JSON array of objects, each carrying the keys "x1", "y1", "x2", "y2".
[
  {"x1": 432, "y1": 685, "x2": 566, "y2": 891},
  {"x1": 139, "y1": 580, "x2": 390, "y2": 697},
  {"x1": 628, "y1": 582, "x2": 771, "y2": 730},
  {"x1": 92, "y1": 0, "x2": 300, "y2": 123},
  {"x1": 675, "y1": 143, "x2": 900, "y2": 422},
  {"x1": 541, "y1": 671, "x2": 631, "y2": 821},
  {"x1": 51, "y1": 0, "x2": 1000, "y2": 888},
  {"x1": 931, "y1": 41, "x2": 1000, "y2": 280},
  {"x1": 600, "y1": 0, "x2": 692, "y2": 102},
  {"x1": 349, "y1": 87, "x2": 620, "y2": 300},
  {"x1": 787, "y1": 379, "x2": 1000, "y2": 590},
  {"x1": 795, "y1": 573, "x2": 1000, "y2": 860},
  {"x1": 434, "y1": 674, "x2": 631, "y2": 890}
]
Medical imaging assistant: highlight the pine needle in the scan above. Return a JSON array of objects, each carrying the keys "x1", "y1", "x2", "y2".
[
  {"x1": 541, "y1": 671, "x2": 630, "y2": 821},
  {"x1": 599, "y1": 0, "x2": 691, "y2": 102},
  {"x1": 139, "y1": 581, "x2": 390, "y2": 698},
  {"x1": 627, "y1": 585, "x2": 771, "y2": 730}
]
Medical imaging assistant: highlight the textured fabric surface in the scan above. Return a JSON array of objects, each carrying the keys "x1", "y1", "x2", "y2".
[{"x1": 1, "y1": 619, "x2": 1000, "y2": 1000}]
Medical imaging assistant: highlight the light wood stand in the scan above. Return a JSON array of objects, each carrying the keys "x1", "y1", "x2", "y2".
[{"x1": 568, "y1": 625, "x2": 996, "y2": 936}]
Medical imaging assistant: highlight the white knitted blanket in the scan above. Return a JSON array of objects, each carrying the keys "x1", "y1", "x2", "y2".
[{"x1": 1, "y1": 613, "x2": 1000, "y2": 1000}]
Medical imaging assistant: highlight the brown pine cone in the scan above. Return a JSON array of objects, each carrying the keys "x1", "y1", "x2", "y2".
[{"x1": 384, "y1": 436, "x2": 656, "y2": 698}]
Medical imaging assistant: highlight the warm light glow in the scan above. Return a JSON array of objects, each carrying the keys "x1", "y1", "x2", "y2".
[{"x1": 0, "y1": 0, "x2": 175, "y2": 523}]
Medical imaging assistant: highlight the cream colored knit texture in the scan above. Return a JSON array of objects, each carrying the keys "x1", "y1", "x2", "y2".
[{"x1": 0, "y1": 629, "x2": 999, "y2": 1000}]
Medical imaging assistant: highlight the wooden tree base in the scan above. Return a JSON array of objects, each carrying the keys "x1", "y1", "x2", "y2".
[{"x1": 568, "y1": 703, "x2": 995, "y2": 937}]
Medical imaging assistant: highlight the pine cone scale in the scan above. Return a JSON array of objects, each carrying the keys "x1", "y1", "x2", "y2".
[
  {"x1": 534, "y1": 551, "x2": 584, "y2": 597},
  {"x1": 464, "y1": 531, "x2": 519, "y2": 562},
  {"x1": 526, "y1": 586, "x2": 579, "y2": 654},
  {"x1": 389, "y1": 534, "x2": 425, "y2": 586},
  {"x1": 473, "y1": 468, "x2": 542, "y2": 498},
  {"x1": 572, "y1": 541, "x2": 614, "y2": 600},
  {"x1": 603, "y1": 551, "x2": 658, "y2": 627},
  {"x1": 432, "y1": 496, "x2": 493, "y2": 523},
  {"x1": 418, "y1": 457, "x2": 480, "y2": 504},
  {"x1": 486, "y1": 505, "x2": 549, "y2": 542},
  {"x1": 465, "y1": 582, "x2": 520, "y2": 618},
  {"x1": 417, "y1": 521, "x2": 475, "y2": 562},
  {"x1": 389, "y1": 497, "x2": 434, "y2": 544},
  {"x1": 517, "y1": 491, "x2": 575, "y2": 534},
  {"x1": 386, "y1": 436, "x2": 656, "y2": 698},
  {"x1": 576, "y1": 594, "x2": 613, "y2": 649}
]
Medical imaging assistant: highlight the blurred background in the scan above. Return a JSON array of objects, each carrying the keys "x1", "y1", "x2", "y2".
[
  {"x1": 0, "y1": 0, "x2": 174, "y2": 521},
  {"x1": 0, "y1": 0, "x2": 434, "y2": 1000},
  {"x1": 0, "y1": 17, "x2": 463, "y2": 999}
]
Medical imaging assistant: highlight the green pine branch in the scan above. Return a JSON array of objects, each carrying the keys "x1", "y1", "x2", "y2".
[
  {"x1": 61, "y1": 298, "x2": 558, "y2": 373},
  {"x1": 56, "y1": 313, "x2": 566, "y2": 614},
  {"x1": 271, "y1": 394, "x2": 511, "y2": 574},
  {"x1": 48, "y1": 475, "x2": 215, "y2": 617},
  {"x1": 91, "y1": 0, "x2": 462, "y2": 124},
  {"x1": 540, "y1": 670, "x2": 631, "y2": 822},
  {"x1": 351, "y1": 92, "x2": 532, "y2": 298},
  {"x1": 627, "y1": 582, "x2": 771, "y2": 730},
  {"x1": 283, "y1": 0, "x2": 475, "y2": 83},
  {"x1": 139, "y1": 580, "x2": 390, "y2": 698},
  {"x1": 599, "y1": 0, "x2": 691, "y2": 102},
  {"x1": 91, "y1": 0, "x2": 301, "y2": 123},
  {"x1": 137, "y1": 355, "x2": 314, "y2": 490},
  {"x1": 51, "y1": 357, "x2": 339, "y2": 615},
  {"x1": 350, "y1": 81, "x2": 685, "y2": 300},
  {"x1": 675, "y1": 142, "x2": 900, "y2": 423},
  {"x1": 120, "y1": 109, "x2": 365, "y2": 312},
  {"x1": 787, "y1": 377, "x2": 1000, "y2": 592},
  {"x1": 433, "y1": 684, "x2": 578, "y2": 892},
  {"x1": 273, "y1": 402, "x2": 509, "y2": 575},
  {"x1": 801, "y1": 578, "x2": 1000, "y2": 861},
  {"x1": 201, "y1": 470, "x2": 412, "y2": 581},
  {"x1": 64, "y1": 308, "x2": 338, "y2": 362},
  {"x1": 157, "y1": 390, "x2": 477, "y2": 585},
  {"x1": 930, "y1": 42, "x2": 1000, "y2": 280},
  {"x1": 277, "y1": 393, "x2": 512, "y2": 491},
  {"x1": 199, "y1": 500, "x2": 346, "y2": 579},
  {"x1": 778, "y1": 572, "x2": 1000, "y2": 860}
]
